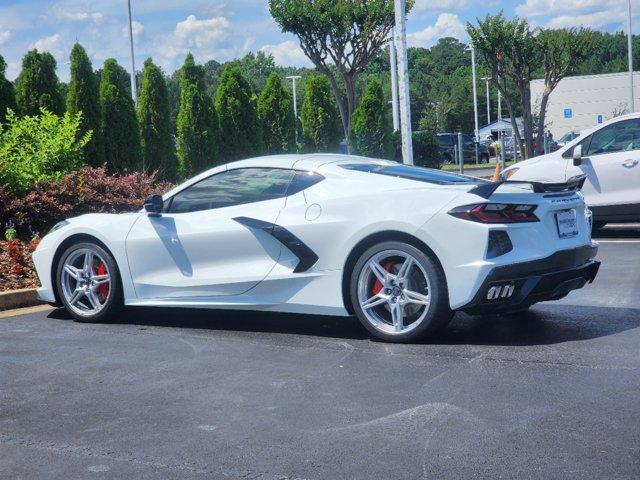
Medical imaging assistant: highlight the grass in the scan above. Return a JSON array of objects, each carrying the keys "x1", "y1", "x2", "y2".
[{"x1": 441, "y1": 159, "x2": 517, "y2": 172}]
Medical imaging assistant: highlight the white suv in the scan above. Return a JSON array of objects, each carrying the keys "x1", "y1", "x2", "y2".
[{"x1": 502, "y1": 113, "x2": 640, "y2": 230}]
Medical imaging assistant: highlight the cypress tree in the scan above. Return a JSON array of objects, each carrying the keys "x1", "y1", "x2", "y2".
[
  {"x1": 176, "y1": 53, "x2": 219, "y2": 178},
  {"x1": 0, "y1": 55, "x2": 17, "y2": 124},
  {"x1": 301, "y1": 75, "x2": 341, "y2": 153},
  {"x1": 66, "y1": 43, "x2": 102, "y2": 165},
  {"x1": 99, "y1": 58, "x2": 142, "y2": 172},
  {"x1": 351, "y1": 77, "x2": 393, "y2": 158},
  {"x1": 15, "y1": 50, "x2": 64, "y2": 116},
  {"x1": 258, "y1": 73, "x2": 295, "y2": 154},
  {"x1": 137, "y1": 58, "x2": 176, "y2": 179},
  {"x1": 215, "y1": 65, "x2": 261, "y2": 161}
]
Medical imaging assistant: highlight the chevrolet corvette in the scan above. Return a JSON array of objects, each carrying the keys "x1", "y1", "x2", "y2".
[{"x1": 33, "y1": 154, "x2": 600, "y2": 342}]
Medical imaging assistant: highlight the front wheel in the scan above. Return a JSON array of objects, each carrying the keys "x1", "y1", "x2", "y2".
[
  {"x1": 350, "y1": 241, "x2": 452, "y2": 342},
  {"x1": 56, "y1": 241, "x2": 122, "y2": 323}
]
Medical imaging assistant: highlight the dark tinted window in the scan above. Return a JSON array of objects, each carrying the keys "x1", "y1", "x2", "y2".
[
  {"x1": 437, "y1": 134, "x2": 455, "y2": 147},
  {"x1": 168, "y1": 168, "x2": 294, "y2": 213},
  {"x1": 585, "y1": 119, "x2": 640, "y2": 156},
  {"x1": 287, "y1": 171, "x2": 325, "y2": 196},
  {"x1": 562, "y1": 135, "x2": 592, "y2": 159},
  {"x1": 339, "y1": 163, "x2": 480, "y2": 185}
]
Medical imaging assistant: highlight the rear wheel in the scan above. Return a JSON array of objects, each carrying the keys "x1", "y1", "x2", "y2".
[
  {"x1": 56, "y1": 242, "x2": 122, "y2": 323},
  {"x1": 350, "y1": 241, "x2": 452, "y2": 342},
  {"x1": 480, "y1": 153, "x2": 489, "y2": 164}
]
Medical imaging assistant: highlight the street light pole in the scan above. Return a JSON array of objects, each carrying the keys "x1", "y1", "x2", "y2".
[
  {"x1": 481, "y1": 76, "x2": 491, "y2": 125},
  {"x1": 389, "y1": 28, "x2": 400, "y2": 132},
  {"x1": 393, "y1": 0, "x2": 413, "y2": 165},
  {"x1": 628, "y1": 0, "x2": 635, "y2": 112},
  {"x1": 286, "y1": 75, "x2": 302, "y2": 145},
  {"x1": 126, "y1": 0, "x2": 137, "y2": 104},
  {"x1": 471, "y1": 45, "x2": 480, "y2": 163}
]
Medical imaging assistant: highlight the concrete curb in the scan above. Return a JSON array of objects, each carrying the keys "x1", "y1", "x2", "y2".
[{"x1": 0, "y1": 288, "x2": 43, "y2": 311}]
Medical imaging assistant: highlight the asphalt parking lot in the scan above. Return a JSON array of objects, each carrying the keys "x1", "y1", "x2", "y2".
[{"x1": 1, "y1": 225, "x2": 639, "y2": 479}]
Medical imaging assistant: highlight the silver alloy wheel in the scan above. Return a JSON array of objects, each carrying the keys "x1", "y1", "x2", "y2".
[
  {"x1": 357, "y1": 249, "x2": 432, "y2": 336},
  {"x1": 60, "y1": 247, "x2": 112, "y2": 317}
]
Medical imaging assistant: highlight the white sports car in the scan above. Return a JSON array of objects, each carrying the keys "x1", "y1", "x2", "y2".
[{"x1": 33, "y1": 154, "x2": 600, "y2": 342}]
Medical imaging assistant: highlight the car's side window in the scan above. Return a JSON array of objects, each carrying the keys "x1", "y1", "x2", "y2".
[
  {"x1": 563, "y1": 135, "x2": 592, "y2": 159},
  {"x1": 585, "y1": 120, "x2": 640, "y2": 156},
  {"x1": 167, "y1": 168, "x2": 295, "y2": 214}
]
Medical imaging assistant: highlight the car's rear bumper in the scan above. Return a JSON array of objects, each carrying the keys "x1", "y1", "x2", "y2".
[{"x1": 459, "y1": 244, "x2": 599, "y2": 314}]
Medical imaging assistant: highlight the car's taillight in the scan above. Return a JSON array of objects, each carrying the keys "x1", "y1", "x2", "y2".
[{"x1": 448, "y1": 203, "x2": 539, "y2": 223}]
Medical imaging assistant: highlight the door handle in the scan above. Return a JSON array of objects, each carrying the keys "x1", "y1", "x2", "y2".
[{"x1": 622, "y1": 159, "x2": 639, "y2": 168}]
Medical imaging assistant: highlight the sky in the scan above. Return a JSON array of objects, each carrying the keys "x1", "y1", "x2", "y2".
[{"x1": 0, "y1": 0, "x2": 637, "y2": 82}]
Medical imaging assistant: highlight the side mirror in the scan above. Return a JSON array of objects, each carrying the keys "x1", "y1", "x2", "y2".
[
  {"x1": 572, "y1": 145, "x2": 583, "y2": 166},
  {"x1": 144, "y1": 194, "x2": 163, "y2": 217}
]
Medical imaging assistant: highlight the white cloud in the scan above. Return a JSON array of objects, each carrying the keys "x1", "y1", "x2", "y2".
[
  {"x1": 0, "y1": 29, "x2": 10, "y2": 45},
  {"x1": 407, "y1": 13, "x2": 467, "y2": 48},
  {"x1": 173, "y1": 15, "x2": 232, "y2": 50},
  {"x1": 546, "y1": 10, "x2": 626, "y2": 29},
  {"x1": 123, "y1": 20, "x2": 144, "y2": 39},
  {"x1": 54, "y1": 7, "x2": 104, "y2": 24},
  {"x1": 413, "y1": 0, "x2": 470, "y2": 12},
  {"x1": 31, "y1": 33, "x2": 61, "y2": 54},
  {"x1": 156, "y1": 14, "x2": 239, "y2": 68},
  {"x1": 260, "y1": 40, "x2": 312, "y2": 67}
]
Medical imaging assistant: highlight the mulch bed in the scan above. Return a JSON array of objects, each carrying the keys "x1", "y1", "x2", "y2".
[{"x1": 0, "y1": 239, "x2": 40, "y2": 291}]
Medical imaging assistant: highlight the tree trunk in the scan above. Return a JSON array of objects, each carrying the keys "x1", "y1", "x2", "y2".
[
  {"x1": 502, "y1": 92, "x2": 524, "y2": 161},
  {"x1": 535, "y1": 87, "x2": 551, "y2": 156},
  {"x1": 321, "y1": 69, "x2": 353, "y2": 152},
  {"x1": 521, "y1": 84, "x2": 535, "y2": 159}
]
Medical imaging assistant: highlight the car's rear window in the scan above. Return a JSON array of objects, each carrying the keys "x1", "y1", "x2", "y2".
[{"x1": 339, "y1": 163, "x2": 480, "y2": 185}]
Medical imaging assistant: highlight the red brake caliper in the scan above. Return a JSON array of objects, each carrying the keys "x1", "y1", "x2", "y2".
[
  {"x1": 372, "y1": 261, "x2": 395, "y2": 295},
  {"x1": 96, "y1": 263, "x2": 109, "y2": 300}
]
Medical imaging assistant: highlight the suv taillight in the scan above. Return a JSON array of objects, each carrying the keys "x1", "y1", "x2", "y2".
[{"x1": 448, "y1": 203, "x2": 539, "y2": 224}]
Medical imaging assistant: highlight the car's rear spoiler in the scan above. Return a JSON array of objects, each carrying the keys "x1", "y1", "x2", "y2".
[{"x1": 469, "y1": 174, "x2": 587, "y2": 199}]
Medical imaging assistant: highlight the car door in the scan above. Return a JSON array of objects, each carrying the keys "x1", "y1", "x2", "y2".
[
  {"x1": 565, "y1": 119, "x2": 640, "y2": 209},
  {"x1": 125, "y1": 168, "x2": 295, "y2": 300}
]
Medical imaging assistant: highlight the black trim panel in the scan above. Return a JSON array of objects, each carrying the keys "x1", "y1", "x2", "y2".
[
  {"x1": 460, "y1": 245, "x2": 599, "y2": 314},
  {"x1": 233, "y1": 216, "x2": 319, "y2": 273}
]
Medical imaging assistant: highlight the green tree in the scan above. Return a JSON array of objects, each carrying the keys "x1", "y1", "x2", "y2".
[
  {"x1": 534, "y1": 28, "x2": 593, "y2": 154},
  {"x1": 258, "y1": 73, "x2": 295, "y2": 154},
  {"x1": 99, "y1": 58, "x2": 142, "y2": 172},
  {"x1": 15, "y1": 50, "x2": 64, "y2": 116},
  {"x1": 270, "y1": 0, "x2": 400, "y2": 143},
  {"x1": 176, "y1": 53, "x2": 219, "y2": 178},
  {"x1": 0, "y1": 55, "x2": 17, "y2": 124},
  {"x1": 300, "y1": 75, "x2": 341, "y2": 152},
  {"x1": 468, "y1": 13, "x2": 538, "y2": 158},
  {"x1": 0, "y1": 109, "x2": 90, "y2": 194},
  {"x1": 351, "y1": 76, "x2": 393, "y2": 158},
  {"x1": 215, "y1": 65, "x2": 261, "y2": 161},
  {"x1": 66, "y1": 43, "x2": 102, "y2": 165},
  {"x1": 137, "y1": 58, "x2": 177, "y2": 179}
]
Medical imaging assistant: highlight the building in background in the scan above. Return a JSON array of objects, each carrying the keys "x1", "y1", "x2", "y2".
[{"x1": 531, "y1": 72, "x2": 640, "y2": 140}]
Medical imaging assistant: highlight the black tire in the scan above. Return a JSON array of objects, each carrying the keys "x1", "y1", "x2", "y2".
[
  {"x1": 480, "y1": 154, "x2": 489, "y2": 164},
  {"x1": 55, "y1": 241, "x2": 123, "y2": 323},
  {"x1": 442, "y1": 153, "x2": 453, "y2": 165},
  {"x1": 350, "y1": 241, "x2": 453, "y2": 343}
]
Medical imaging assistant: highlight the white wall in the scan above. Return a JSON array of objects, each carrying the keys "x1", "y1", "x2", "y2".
[{"x1": 531, "y1": 72, "x2": 640, "y2": 139}]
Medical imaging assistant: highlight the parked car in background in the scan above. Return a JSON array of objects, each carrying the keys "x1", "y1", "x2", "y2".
[
  {"x1": 437, "y1": 133, "x2": 490, "y2": 164},
  {"x1": 502, "y1": 113, "x2": 640, "y2": 229}
]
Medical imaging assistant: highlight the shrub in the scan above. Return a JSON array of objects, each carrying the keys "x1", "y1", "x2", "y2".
[
  {"x1": 1, "y1": 166, "x2": 173, "y2": 234},
  {"x1": 412, "y1": 130, "x2": 441, "y2": 169},
  {"x1": 351, "y1": 77, "x2": 393, "y2": 159},
  {"x1": 0, "y1": 109, "x2": 90, "y2": 195},
  {"x1": 258, "y1": 73, "x2": 295, "y2": 154},
  {"x1": 300, "y1": 75, "x2": 342, "y2": 153}
]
